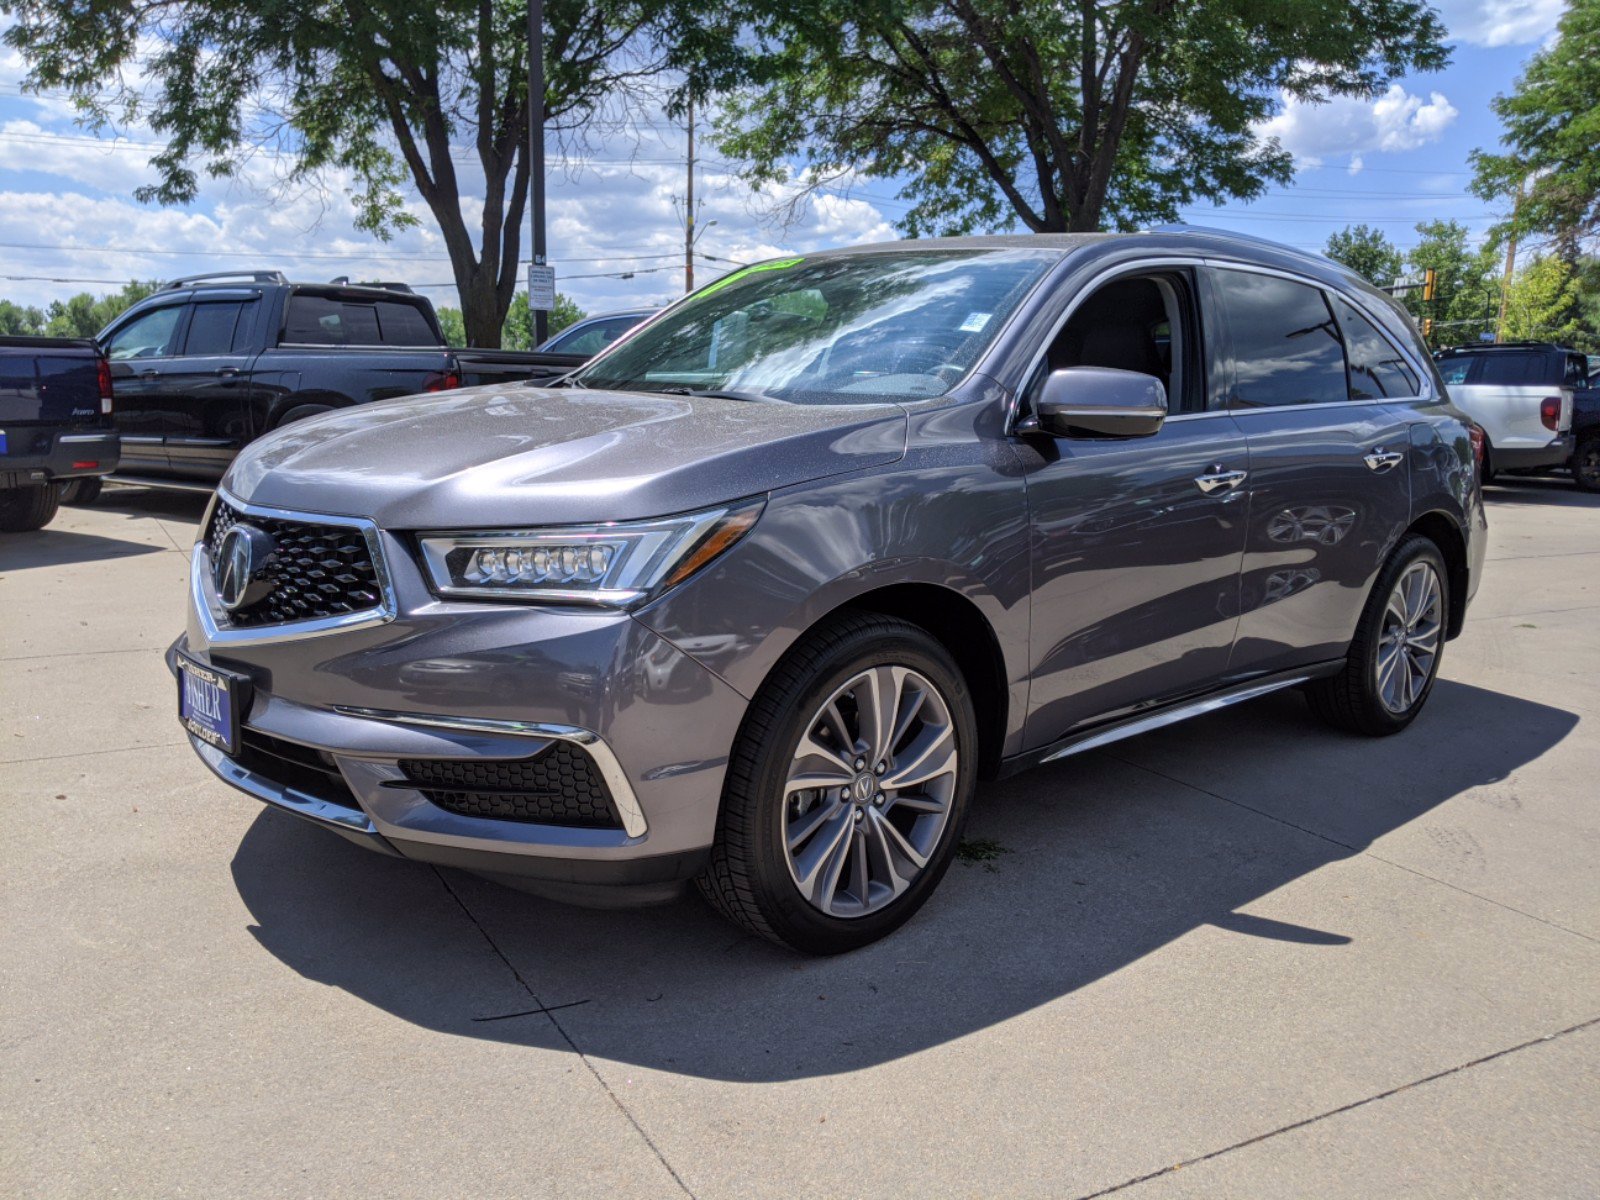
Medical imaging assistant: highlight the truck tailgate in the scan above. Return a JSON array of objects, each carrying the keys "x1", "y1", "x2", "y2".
[{"x1": 0, "y1": 339, "x2": 106, "y2": 426}]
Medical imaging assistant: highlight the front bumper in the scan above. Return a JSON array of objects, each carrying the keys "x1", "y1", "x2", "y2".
[
  {"x1": 174, "y1": 519, "x2": 749, "y2": 899},
  {"x1": 0, "y1": 428, "x2": 119, "y2": 488}
]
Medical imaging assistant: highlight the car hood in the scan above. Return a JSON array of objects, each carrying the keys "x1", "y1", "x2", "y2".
[{"x1": 225, "y1": 385, "x2": 908, "y2": 528}]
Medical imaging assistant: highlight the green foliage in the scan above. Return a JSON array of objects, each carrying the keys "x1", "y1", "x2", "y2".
[
  {"x1": 1470, "y1": 0, "x2": 1600, "y2": 248},
  {"x1": 2, "y1": 0, "x2": 744, "y2": 346},
  {"x1": 436, "y1": 293, "x2": 585, "y2": 348},
  {"x1": 1403, "y1": 220, "x2": 1498, "y2": 347},
  {"x1": 1325, "y1": 224, "x2": 1403, "y2": 287},
  {"x1": 716, "y1": 0, "x2": 1449, "y2": 234},
  {"x1": 0, "y1": 282, "x2": 158, "y2": 339},
  {"x1": 1499, "y1": 254, "x2": 1582, "y2": 344}
]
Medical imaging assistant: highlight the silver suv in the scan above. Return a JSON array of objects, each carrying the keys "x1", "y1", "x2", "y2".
[{"x1": 171, "y1": 230, "x2": 1486, "y2": 953}]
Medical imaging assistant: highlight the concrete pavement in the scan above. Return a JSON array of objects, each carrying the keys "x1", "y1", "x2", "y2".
[{"x1": 2, "y1": 478, "x2": 1597, "y2": 1198}]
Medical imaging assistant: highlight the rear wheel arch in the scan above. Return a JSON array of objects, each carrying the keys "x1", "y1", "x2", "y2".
[{"x1": 1406, "y1": 510, "x2": 1469, "y2": 639}]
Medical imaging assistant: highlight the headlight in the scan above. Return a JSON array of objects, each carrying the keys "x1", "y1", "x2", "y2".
[{"x1": 418, "y1": 499, "x2": 764, "y2": 607}]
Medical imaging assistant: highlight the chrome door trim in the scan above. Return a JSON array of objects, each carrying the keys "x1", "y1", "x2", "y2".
[
  {"x1": 1194, "y1": 469, "x2": 1248, "y2": 494},
  {"x1": 331, "y1": 706, "x2": 649, "y2": 838}
]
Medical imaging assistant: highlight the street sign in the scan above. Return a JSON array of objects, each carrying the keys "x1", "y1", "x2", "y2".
[
  {"x1": 527, "y1": 263, "x2": 556, "y2": 312},
  {"x1": 1391, "y1": 271, "x2": 1423, "y2": 291}
]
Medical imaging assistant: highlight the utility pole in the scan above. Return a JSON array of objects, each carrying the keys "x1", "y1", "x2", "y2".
[
  {"x1": 1494, "y1": 176, "x2": 1524, "y2": 344},
  {"x1": 684, "y1": 92, "x2": 695, "y2": 294},
  {"x1": 528, "y1": 0, "x2": 548, "y2": 345}
]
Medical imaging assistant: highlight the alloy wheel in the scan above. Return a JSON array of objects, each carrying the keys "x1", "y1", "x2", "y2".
[
  {"x1": 781, "y1": 666, "x2": 959, "y2": 918},
  {"x1": 1375, "y1": 561, "x2": 1443, "y2": 714}
]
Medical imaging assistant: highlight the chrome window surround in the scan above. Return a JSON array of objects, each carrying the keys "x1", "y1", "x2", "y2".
[
  {"x1": 332, "y1": 706, "x2": 648, "y2": 838},
  {"x1": 191, "y1": 488, "x2": 397, "y2": 647},
  {"x1": 1002, "y1": 254, "x2": 1438, "y2": 435}
]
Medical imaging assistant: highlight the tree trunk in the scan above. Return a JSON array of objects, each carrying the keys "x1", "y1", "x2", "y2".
[{"x1": 458, "y1": 266, "x2": 506, "y2": 347}]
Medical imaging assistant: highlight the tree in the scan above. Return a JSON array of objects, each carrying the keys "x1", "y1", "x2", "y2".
[
  {"x1": 3, "y1": 1, "x2": 738, "y2": 347},
  {"x1": 1403, "y1": 220, "x2": 1498, "y2": 348},
  {"x1": 0, "y1": 300, "x2": 46, "y2": 336},
  {"x1": 1500, "y1": 254, "x2": 1582, "y2": 344},
  {"x1": 1325, "y1": 224, "x2": 1403, "y2": 287},
  {"x1": 717, "y1": 0, "x2": 1449, "y2": 235},
  {"x1": 437, "y1": 292, "x2": 585, "y2": 347},
  {"x1": 1470, "y1": 0, "x2": 1600, "y2": 250},
  {"x1": 41, "y1": 282, "x2": 160, "y2": 339}
]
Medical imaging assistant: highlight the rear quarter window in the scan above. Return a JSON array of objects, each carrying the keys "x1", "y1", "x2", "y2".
[
  {"x1": 1473, "y1": 352, "x2": 1552, "y2": 385},
  {"x1": 284, "y1": 294, "x2": 440, "y2": 346}
]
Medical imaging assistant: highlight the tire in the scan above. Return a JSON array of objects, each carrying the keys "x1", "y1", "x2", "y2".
[
  {"x1": 0, "y1": 483, "x2": 62, "y2": 532},
  {"x1": 273, "y1": 404, "x2": 334, "y2": 429},
  {"x1": 1480, "y1": 440, "x2": 1496, "y2": 486},
  {"x1": 60, "y1": 477, "x2": 102, "y2": 506},
  {"x1": 697, "y1": 612, "x2": 979, "y2": 954},
  {"x1": 1306, "y1": 534, "x2": 1449, "y2": 737},
  {"x1": 1573, "y1": 435, "x2": 1600, "y2": 494}
]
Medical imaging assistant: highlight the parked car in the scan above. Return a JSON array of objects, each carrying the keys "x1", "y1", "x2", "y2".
[
  {"x1": 1434, "y1": 341, "x2": 1585, "y2": 485},
  {"x1": 92, "y1": 271, "x2": 597, "y2": 493},
  {"x1": 1571, "y1": 383, "x2": 1600, "y2": 492},
  {"x1": 536, "y1": 309, "x2": 656, "y2": 356},
  {"x1": 0, "y1": 336, "x2": 119, "y2": 531},
  {"x1": 170, "y1": 229, "x2": 1484, "y2": 953}
]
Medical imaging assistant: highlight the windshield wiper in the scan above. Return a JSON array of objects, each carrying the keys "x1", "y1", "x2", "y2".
[{"x1": 656, "y1": 386, "x2": 783, "y2": 404}]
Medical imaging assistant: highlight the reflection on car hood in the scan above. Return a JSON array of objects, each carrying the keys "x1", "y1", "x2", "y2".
[{"x1": 225, "y1": 385, "x2": 908, "y2": 527}]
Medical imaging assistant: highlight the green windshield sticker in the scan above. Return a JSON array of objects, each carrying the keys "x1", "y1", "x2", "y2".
[{"x1": 693, "y1": 256, "x2": 805, "y2": 301}]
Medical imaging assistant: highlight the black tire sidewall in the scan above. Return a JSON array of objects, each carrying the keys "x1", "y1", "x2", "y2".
[
  {"x1": 740, "y1": 623, "x2": 978, "y2": 954},
  {"x1": 1351, "y1": 537, "x2": 1450, "y2": 733},
  {"x1": 0, "y1": 484, "x2": 61, "y2": 532},
  {"x1": 1574, "y1": 436, "x2": 1600, "y2": 493},
  {"x1": 274, "y1": 404, "x2": 334, "y2": 429}
]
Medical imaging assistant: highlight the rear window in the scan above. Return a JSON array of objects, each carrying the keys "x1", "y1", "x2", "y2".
[{"x1": 283, "y1": 294, "x2": 440, "y2": 346}]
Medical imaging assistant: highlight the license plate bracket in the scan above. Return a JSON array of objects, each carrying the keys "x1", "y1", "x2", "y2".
[{"x1": 176, "y1": 652, "x2": 251, "y2": 756}]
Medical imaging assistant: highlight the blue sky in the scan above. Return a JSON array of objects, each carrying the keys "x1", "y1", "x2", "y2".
[{"x1": 0, "y1": 1, "x2": 1567, "y2": 320}]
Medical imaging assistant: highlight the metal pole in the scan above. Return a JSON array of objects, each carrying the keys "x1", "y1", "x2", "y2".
[
  {"x1": 529, "y1": 0, "x2": 548, "y2": 345},
  {"x1": 684, "y1": 93, "x2": 695, "y2": 294}
]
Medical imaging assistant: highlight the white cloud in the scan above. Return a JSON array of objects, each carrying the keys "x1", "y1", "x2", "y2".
[
  {"x1": 1256, "y1": 84, "x2": 1460, "y2": 167},
  {"x1": 1432, "y1": 0, "x2": 1564, "y2": 47}
]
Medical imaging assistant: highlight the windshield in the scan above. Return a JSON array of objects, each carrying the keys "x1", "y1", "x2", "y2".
[{"x1": 574, "y1": 249, "x2": 1056, "y2": 405}]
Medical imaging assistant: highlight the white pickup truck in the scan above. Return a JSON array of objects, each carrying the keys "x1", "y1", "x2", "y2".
[{"x1": 1434, "y1": 342, "x2": 1586, "y2": 483}]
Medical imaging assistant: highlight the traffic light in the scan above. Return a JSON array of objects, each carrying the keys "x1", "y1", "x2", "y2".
[
  {"x1": 1422, "y1": 268, "x2": 1437, "y2": 301},
  {"x1": 1422, "y1": 317, "x2": 1434, "y2": 339}
]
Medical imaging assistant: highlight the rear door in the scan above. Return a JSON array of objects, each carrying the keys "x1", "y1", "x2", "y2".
[
  {"x1": 160, "y1": 294, "x2": 263, "y2": 482},
  {"x1": 1212, "y1": 266, "x2": 1416, "y2": 675},
  {"x1": 102, "y1": 301, "x2": 191, "y2": 473}
]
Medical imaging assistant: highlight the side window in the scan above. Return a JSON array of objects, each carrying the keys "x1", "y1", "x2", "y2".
[
  {"x1": 1476, "y1": 352, "x2": 1545, "y2": 384},
  {"x1": 373, "y1": 300, "x2": 437, "y2": 345},
  {"x1": 283, "y1": 294, "x2": 436, "y2": 346},
  {"x1": 105, "y1": 306, "x2": 185, "y2": 361},
  {"x1": 1035, "y1": 272, "x2": 1198, "y2": 412},
  {"x1": 549, "y1": 317, "x2": 638, "y2": 356},
  {"x1": 1436, "y1": 358, "x2": 1472, "y2": 386},
  {"x1": 183, "y1": 301, "x2": 246, "y2": 356},
  {"x1": 1564, "y1": 354, "x2": 1587, "y2": 388},
  {"x1": 1331, "y1": 295, "x2": 1419, "y2": 399},
  {"x1": 1215, "y1": 270, "x2": 1348, "y2": 408}
]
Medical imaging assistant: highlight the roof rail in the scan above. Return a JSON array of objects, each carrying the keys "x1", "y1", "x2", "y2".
[
  {"x1": 1146, "y1": 223, "x2": 1331, "y2": 260},
  {"x1": 326, "y1": 276, "x2": 416, "y2": 295},
  {"x1": 1441, "y1": 339, "x2": 1558, "y2": 352},
  {"x1": 161, "y1": 269, "x2": 288, "y2": 291}
]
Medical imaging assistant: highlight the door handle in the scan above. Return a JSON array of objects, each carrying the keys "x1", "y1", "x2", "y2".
[
  {"x1": 215, "y1": 365, "x2": 241, "y2": 378},
  {"x1": 1194, "y1": 468, "x2": 1247, "y2": 495},
  {"x1": 1364, "y1": 447, "x2": 1405, "y2": 472},
  {"x1": 139, "y1": 369, "x2": 161, "y2": 381}
]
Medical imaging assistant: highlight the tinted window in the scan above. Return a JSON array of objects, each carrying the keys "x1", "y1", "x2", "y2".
[
  {"x1": 106, "y1": 306, "x2": 185, "y2": 360},
  {"x1": 283, "y1": 295, "x2": 438, "y2": 346},
  {"x1": 1436, "y1": 357, "x2": 1473, "y2": 386},
  {"x1": 1474, "y1": 352, "x2": 1548, "y2": 385},
  {"x1": 184, "y1": 301, "x2": 246, "y2": 355},
  {"x1": 546, "y1": 316, "x2": 642, "y2": 355},
  {"x1": 1216, "y1": 270, "x2": 1348, "y2": 407},
  {"x1": 1564, "y1": 354, "x2": 1587, "y2": 388},
  {"x1": 1332, "y1": 296, "x2": 1418, "y2": 399}
]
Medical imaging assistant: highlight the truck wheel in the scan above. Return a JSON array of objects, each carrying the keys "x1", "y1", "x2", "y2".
[
  {"x1": 0, "y1": 484, "x2": 62, "y2": 532},
  {"x1": 1574, "y1": 435, "x2": 1600, "y2": 493},
  {"x1": 1306, "y1": 534, "x2": 1449, "y2": 737},
  {"x1": 273, "y1": 404, "x2": 334, "y2": 429},
  {"x1": 697, "y1": 612, "x2": 977, "y2": 954},
  {"x1": 60, "y1": 477, "x2": 102, "y2": 506}
]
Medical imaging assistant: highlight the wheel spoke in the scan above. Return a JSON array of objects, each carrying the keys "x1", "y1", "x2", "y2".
[
  {"x1": 863, "y1": 810, "x2": 914, "y2": 897},
  {"x1": 786, "y1": 799, "x2": 843, "y2": 852},
  {"x1": 870, "y1": 807, "x2": 929, "y2": 871},
  {"x1": 795, "y1": 730, "x2": 855, "y2": 777},
  {"x1": 856, "y1": 666, "x2": 906, "y2": 764},
  {"x1": 849, "y1": 829, "x2": 870, "y2": 907},
  {"x1": 793, "y1": 811, "x2": 853, "y2": 909},
  {"x1": 883, "y1": 723, "x2": 957, "y2": 791},
  {"x1": 888, "y1": 792, "x2": 946, "y2": 815},
  {"x1": 785, "y1": 768, "x2": 853, "y2": 796}
]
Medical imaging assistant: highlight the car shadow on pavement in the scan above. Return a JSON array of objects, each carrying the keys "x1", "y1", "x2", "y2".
[
  {"x1": 1484, "y1": 477, "x2": 1600, "y2": 508},
  {"x1": 230, "y1": 678, "x2": 1578, "y2": 1082},
  {"x1": 0, "y1": 528, "x2": 167, "y2": 570}
]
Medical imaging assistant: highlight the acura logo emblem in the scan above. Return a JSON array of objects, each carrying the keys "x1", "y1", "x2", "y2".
[{"x1": 214, "y1": 523, "x2": 277, "y2": 611}]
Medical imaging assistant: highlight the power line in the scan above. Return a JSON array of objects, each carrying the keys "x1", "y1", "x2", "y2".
[{"x1": 0, "y1": 238, "x2": 687, "y2": 264}]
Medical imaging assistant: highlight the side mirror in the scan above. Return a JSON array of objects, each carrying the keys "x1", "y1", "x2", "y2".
[{"x1": 1029, "y1": 366, "x2": 1167, "y2": 438}]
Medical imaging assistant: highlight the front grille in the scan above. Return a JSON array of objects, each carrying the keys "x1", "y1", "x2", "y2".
[
  {"x1": 398, "y1": 744, "x2": 620, "y2": 828},
  {"x1": 236, "y1": 729, "x2": 363, "y2": 812},
  {"x1": 206, "y1": 499, "x2": 383, "y2": 628}
]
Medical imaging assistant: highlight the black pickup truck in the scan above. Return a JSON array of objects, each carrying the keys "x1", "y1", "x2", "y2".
[
  {"x1": 1572, "y1": 384, "x2": 1600, "y2": 492},
  {"x1": 0, "y1": 336, "x2": 119, "y2": 531},
  {"x1": 97, "y1": 272, "x2": 587, "y2": 491}
]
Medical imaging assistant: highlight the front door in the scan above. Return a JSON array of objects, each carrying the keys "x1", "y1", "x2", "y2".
[
  {"x1": 160, "y1": 297, "x2": 261, "y2": 482},
  {"x1": 1016, "y1": 268, "x2": 1249, "y2": 747},
  {"x1": 103, "y1": 301, "x2": 190, "y2": 474}
]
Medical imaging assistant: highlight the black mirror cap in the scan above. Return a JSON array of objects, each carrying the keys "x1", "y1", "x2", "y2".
[{"x1": 1034, "y1": 366, "x2": 1167, "y2": 438}]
